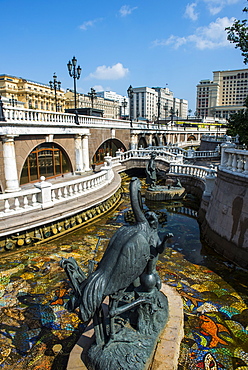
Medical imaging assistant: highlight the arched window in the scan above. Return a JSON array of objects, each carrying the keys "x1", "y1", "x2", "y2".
[
  {"x1": 93, "y1": 139, "x2": 125, "y2": 165},
  {"x1": 20, "y1": 143, "x2": 72, "y2": 185}
]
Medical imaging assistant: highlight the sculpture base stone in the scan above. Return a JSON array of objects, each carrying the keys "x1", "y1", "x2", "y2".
[
  {"x1": 86, "y1": 290, "x2": 168, "y2": 370},
  {"x1": 67, "y1": 285, "x2": 184, "y2": 370},
  {"x1": 145, "y1": 187, "x2": 186, "y2": 201}
]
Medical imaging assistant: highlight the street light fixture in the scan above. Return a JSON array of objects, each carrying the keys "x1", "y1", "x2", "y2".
[
  {"x1": 122, "y1": 98, "x2": 127, "y2": 119},
  {"x1": 67, "y1": 56, "x2": 82, "y2": 110},
  {"x1": 88, "y1": 87, "x2": 97, "y2": 108},
  {"x1": 49, "y1": 73, "x2": 61, "y2": 112},
  {"x1": 9, "y1": 94, "x2": 17, "y2": 107},
  {"x1": 127, "y1": 85, "x2": 133, "y2": 127}
]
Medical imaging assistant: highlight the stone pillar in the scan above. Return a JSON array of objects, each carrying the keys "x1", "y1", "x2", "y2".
[
  {"x1": 203, "y1": 167, "x2": 216, "y2": 198},
  {"x1": 158, "y1": 134, "x2": 163, "y2": 146},
  {"x1": 82, "y1": 133, "x2": 91, "y2": 172},
  {"x1": 130, "y1": 134, "x2": 138, "y2": 150},
  {"x1": 2, "y1": 135, "x2": 21, "y2": 192},
  {"x1": 74, "y1": 134, "x2": 84, "y2": 173},
  {"x1": 148, "y1": 135, "x2": 153, "y2": 146},
  {"x1": 35, "y1": 176, "x2": 53, "y2": 209},
  {"x1": 219, "y1": 142, "x2": 235, "y2": 169}
]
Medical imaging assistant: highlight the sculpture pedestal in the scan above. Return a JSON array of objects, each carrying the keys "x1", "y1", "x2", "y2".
[
  {"x1": 145, "y1": 187, "x2": 186, "y2": 201},
  {"x1": 67, "y1": 285, "x2": 184, "y2": 370}
]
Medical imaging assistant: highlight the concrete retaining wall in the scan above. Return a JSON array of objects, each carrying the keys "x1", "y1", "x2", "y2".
[{"x1": 199, "y1": 169, "x2": 248, "y2": 268}]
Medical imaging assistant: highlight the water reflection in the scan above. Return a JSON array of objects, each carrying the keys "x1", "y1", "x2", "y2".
[{"x1": 0, "y1": 180, "x2": 247, "y2": 369}]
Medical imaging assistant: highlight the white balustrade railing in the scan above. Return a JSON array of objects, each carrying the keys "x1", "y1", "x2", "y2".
[
  {"x1": 220, "y1": 147, "x2": 248, "y2": 176},
  {"x1": 0, "y1": 165, "x2": 115, "y2": 217},
  {"x1": 169, "y1": 164, "x2": 216, "y2": 179},
  {"x1": 125, "y1": 146, "x2": 220, "y2": 160},
  {"x1": 3, "y1": 106, "x2": 130, "y2": 129},
  {"x1": 2, "y1": 106, "x2": 227, "y2": 135},
  {"x1": 119, "y1": 149, "x2": 178, "y2": 162}
]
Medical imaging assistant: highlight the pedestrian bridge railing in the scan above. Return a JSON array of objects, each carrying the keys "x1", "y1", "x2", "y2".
[
  {"x1": 0, "y1": 165, "x2": 114, "y2": 219},
  {"x1": 118, "y1": 148, "x2": 178, "y2": 163},
  {"x1": 125, "y1": 146, "x2": 220, "y2": 160},
  {"x1": 220, "y1": 146, "x2": 248, "y2": 176}
]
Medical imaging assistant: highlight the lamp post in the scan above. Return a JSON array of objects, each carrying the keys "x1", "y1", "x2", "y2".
[
  {"x1": 67, "y1": 56, "x2": 82, "y2": 110},
  {"x1": 157, "y1": 98, "x2": 161, "y2": 123},
  {"x1": 0, "y1": 95, "x2": 6, "y2": 121},
  {"x1": 170, "y1": 107, "x2": 175, "y2": 125},
  {"x1": 127, "y1": 85, "x2": 133, "y2": 127},
  {"x1": 88, "y1": 87, "x2": 97, "y2": 109},
  {"x1": 122, "y1": 98, "x2": 127, "y2": 119},
  {"x1": 49, "y1": 73, "x2": 61, "y2": 112},
  {"x1": 9, "y1": 94, "x2": 17, "y2": 107}
]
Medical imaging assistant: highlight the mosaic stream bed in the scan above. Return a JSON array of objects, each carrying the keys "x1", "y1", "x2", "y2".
[{"x1": 0, "y1": 180, "x2": 247, "y2": 370}]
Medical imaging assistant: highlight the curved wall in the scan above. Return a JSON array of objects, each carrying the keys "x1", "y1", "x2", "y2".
[{"x1": 200, "y1": 169, "x2": 248, "y2": 268}]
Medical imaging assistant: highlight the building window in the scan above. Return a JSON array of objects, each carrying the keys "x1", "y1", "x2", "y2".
[{"x1": 20, "y1": 143, "x2": 72, "y2": 185}]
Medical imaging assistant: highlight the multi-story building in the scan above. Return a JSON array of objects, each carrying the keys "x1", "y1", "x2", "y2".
[
  {"x1": 0, "y1": 74, "x2": 66, "y2": 111},
  {"x1": 96, "y1": 90, "x2": 129, "y2": 118},
  {"x1": 196, "y1": 68, "x2": 248, "y2": 120},
  {"x1": 131, "y1": 86, "x2": 188, "y2": 121},
  {"x1": 65, "y1": 90, "x2": 120, "y2": 119}
]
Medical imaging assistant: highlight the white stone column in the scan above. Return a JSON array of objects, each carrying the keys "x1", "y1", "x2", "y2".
[
  {"x1": 82, "y1": 133, "x2": 91, "y2": 171},
  {"x1": 130, "y1": 134, "x2": 138, "y2": 150},
  {"x1": 74, "y1": 134, "x2": 84, "y2": 173},
  {"x1": 2, "y1": 135, "x2": 21, "y2": 192}
]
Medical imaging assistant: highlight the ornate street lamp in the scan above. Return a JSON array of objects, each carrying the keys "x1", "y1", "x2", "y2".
[
  {"x1": 67, "y1": 56, "x2": 82, "y2": 110},
  {"x1": 122, "y1": 98, "x2": 127, "y2": 119},
  {"x1": 9, "y1": 94, "x2": 17, "y2": 107},
  {"x1": 49, "y1": 73, "x2": 61, "y2": 112},
  {"x1": 88, "y1": 87, "x2": 97, "y2": 108},
  {"x1": 157, "y1": 98, "x2": 161, "y2": 121},
  {"x1": 127, "y1": 85, "x2": 133, "y2": 127},
  {"x1": 170, "y1": 107, "x2": 175, "y2": 125},
  {"x1": 0, "y1": 96, "x2": 6, "y2": 121}
]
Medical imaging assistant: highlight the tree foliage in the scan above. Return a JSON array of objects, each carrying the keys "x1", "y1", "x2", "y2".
[
  {"x1": 226, "y1": 2, "x2": 248, "y2": 64},
  {"x1": 227, "y1": 96, "x2": 248, "y2": 146}
]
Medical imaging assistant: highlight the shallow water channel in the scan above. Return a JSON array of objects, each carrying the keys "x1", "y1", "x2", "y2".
[{"x1": 0, "y1": 178, "x2": 247, "y2": 370}]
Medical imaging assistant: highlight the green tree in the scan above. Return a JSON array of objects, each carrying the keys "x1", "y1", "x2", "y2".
[
  {"x1": 226, "y1": 1, "x2": 248, "y2": 64},
  {"x1": 227, "y1": 96, "x2": 248, "y2": 146}
]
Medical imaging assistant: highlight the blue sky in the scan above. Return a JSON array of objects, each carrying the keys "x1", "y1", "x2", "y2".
[{"x1": 0, "y1": 0, "x2": 247, "y2": 111}]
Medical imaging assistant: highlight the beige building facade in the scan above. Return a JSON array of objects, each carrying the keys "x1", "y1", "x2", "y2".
[
  {"x1": 64, "y1": 90, "x2": 120, "y2": 119},
  {"x1": 196, "y1": 68, "x2": 248, "y2": 120},
  {"x1": 0, "y1": 74, "x2": 66, "y2": 111}
]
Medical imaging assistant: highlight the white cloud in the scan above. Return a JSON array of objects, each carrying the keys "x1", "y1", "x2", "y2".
[
  {"x1": 184, "y1": 3, "x2": 199, "y2": 21},
  {"x1": 79, "y1": 18, "x2": 102, "y2": 31},
  {"x1": 203, "y1": 0, "x2": 240, "y2": 14},
  {"x1": 153, "y1": 17, "x2": 235, "y2": 50},
  {"x1": 119, "y1": 5, "x2": 138, "y2": 17},
  {"x1": 88, "y1": 63, "x2": 129, "y2": 80},
  {"x1": 93, "y1": 85, "x2": 104, "y2": 92}
]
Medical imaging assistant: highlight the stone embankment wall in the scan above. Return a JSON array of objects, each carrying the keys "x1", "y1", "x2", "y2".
[{"x1": 199, "y1": 169, "x2": 248, "y2": 268}]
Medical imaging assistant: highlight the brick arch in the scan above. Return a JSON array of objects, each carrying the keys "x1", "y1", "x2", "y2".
[
  {"x1": 18, "y1": 140, "x2": 73, "y2": 184},
  {"x1": 89, "y1": 128, "x2": 130, "y2": 160},
  {"x1": 187, "y1": 134, "x2": 197, "y2": 141}
]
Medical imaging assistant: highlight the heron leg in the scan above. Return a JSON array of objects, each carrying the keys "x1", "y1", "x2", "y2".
[{"x1": 93, "y1": 306, "x2": 105, "y2": 346}]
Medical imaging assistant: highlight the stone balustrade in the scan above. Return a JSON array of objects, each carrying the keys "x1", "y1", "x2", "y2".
[
  {"x1": 118, "y1": 148, "x2": 178, "y2": 163},
  {"x1": 220, "y1": 147, "x2": 248, "y2": 176},
  {"x1": 169, "y1": 164, "x2": 216, "y2": 179},
  {"x1": 3, "y1": 106, "x2": 130, "y2": 129},
  {"x1": 127, "y1": 146, "x2": 220, "y2": 160},
  {"x1": 0, "y1": 166, "x2": 114, "y2": 217}
]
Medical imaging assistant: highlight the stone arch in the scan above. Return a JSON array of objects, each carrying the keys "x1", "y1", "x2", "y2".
[
  {"x1": 162, "y1": 135, "x2": 167, "y2": 145},
  {"x1": 20, "y1": 142, "x2": 73, "y2": 185},
  {"x1": 138, "y1": 136, "x2": 148, "y2": 148},
  {"x1": 92, "y1": 138, "x2": 126, "y2": 165},
  {"x1": 187, "y1": 134, "x2": 197, "y2": 141},
  {"x1": 152, "y1": 135, "x2": 159, "y2": 146}
]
